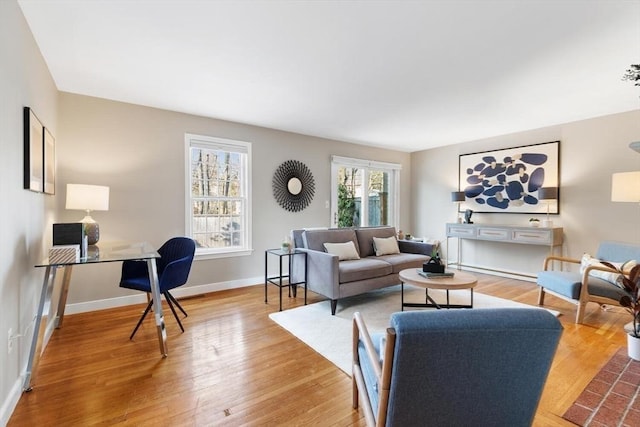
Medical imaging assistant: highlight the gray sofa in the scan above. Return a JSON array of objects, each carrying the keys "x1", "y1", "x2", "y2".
[{"x1": 291, "y1": 226, "x2": 436, "y2": 314}]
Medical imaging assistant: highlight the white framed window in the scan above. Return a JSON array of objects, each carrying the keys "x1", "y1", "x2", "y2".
[
  {"x1": 185, "y1": 134, "x2": 252, "y2": 258},
  {"x1": 330, "y1": 155, "x2": 401, "y2": 228}
]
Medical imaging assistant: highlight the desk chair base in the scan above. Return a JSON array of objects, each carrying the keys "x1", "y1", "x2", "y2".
[{"x1": 130, "y1": 291, "x2": 187, "y2": 340}]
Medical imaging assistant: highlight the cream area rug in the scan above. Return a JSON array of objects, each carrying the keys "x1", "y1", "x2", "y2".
[{"x1": 269, "y1": 284, "x2": 558, "y2": 375}]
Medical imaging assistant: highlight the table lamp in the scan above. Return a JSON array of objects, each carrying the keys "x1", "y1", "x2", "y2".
[
  {"x1": 611, "y1": 171, "x2": 640, "y2": 203},
  {"x1": 538, "y1": 187, "x2": 558, "y2": 228},
  {"x1": 65, "y1": 183, "x2": 110, "y2": 245},
  {"x1": 451, "y1": 191, "x2": 465, "y2": 223}
]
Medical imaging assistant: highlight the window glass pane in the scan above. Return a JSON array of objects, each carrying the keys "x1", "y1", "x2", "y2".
[
  {"x1": 187, "y1": 135, "x2": 250, "y2": 253},
  {"x1": 337, "y1": 167, "x2": 362, "y2": 227},
  {"x1": 332, "y1": 156, "x2": 400, "y2": 229},
  {"x1": 367, "y1": 170, "x2": 390, "y2": 226}
]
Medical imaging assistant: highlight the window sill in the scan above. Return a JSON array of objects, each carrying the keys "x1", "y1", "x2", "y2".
[{"x1": 195, "y1": 248, "x2": 253, "y2": 261}]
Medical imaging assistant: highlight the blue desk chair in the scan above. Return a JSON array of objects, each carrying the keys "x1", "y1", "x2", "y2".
[
  {"x1": 353, "y1": 308, "x2": 562, "y2": 427},
  {"x1": 120, "y1": 237, "x2": 196, "y2": 339}
]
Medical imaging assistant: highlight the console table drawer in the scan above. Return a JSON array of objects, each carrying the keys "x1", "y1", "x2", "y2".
[
  {"x1": 447, "y1": 225, "x2": 476, "y2": 238},
  {"x1": 512, "y1": 229, "x2": 553, "y2": 245},
  {"x1": 477, "y1": 227, "x2": 510, "y2": 241}
]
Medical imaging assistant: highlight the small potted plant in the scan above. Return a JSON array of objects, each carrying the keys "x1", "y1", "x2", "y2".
[
  {"x1": 281, "y1": 236, "x2": 292, "y2": 253},
  {"x1": 423, "y1": 248, "x2": 445, "y2": 273},
  {"x1": 529, "y1": 218, "x2": 540, "y2": 227},
  {"x1": 603, "y1": 262, "x2": 640, "y2": 360}
]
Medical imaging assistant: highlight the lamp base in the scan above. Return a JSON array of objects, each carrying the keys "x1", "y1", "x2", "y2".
[
  {"x1": 80, "y1": 215, "x2": 100, "y2": 245},
  {"x1": 84, "y1": 222, "x2": 99, "y2": 245},
  {"x1": 542, "y1": 219, "x2": 553, "y2": 228}
]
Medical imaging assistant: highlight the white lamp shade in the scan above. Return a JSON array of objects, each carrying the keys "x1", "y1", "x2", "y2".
[
  {"x1": 65, "y1": 184, "x2": 110, "y2": 211},
  {"x1": 611, "y1": 172, "x2": 640, "y2": 203}
]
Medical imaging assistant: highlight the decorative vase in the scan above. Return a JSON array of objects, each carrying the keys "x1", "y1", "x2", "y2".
[
  {"x1": 281, "y1": 235, "x2": 292, "y2": 253},
  {"x1": 627, "y1": 334, "x2": 640, "y2": 361}
]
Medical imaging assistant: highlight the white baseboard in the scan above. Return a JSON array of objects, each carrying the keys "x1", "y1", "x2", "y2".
[
  {"x1": 455, "y1": 264, "x2": 537, "y2": 283},
  {"x1": 64, "y1": 276, "x2": 263, "y2": 314},
  {"x1": 1, "y1": 377, "x2": 24, "y2": 427}
]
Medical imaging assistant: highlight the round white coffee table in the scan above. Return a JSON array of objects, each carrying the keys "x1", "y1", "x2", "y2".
[{"x1": 399, "y1": 268, "x2": 478, "y2": 310}]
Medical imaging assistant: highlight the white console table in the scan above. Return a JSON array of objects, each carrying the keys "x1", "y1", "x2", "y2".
[{"x1": 445, "y1": 223, "x2": 563, "y2": 278}]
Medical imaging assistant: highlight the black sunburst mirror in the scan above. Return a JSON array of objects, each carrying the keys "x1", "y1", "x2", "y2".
[{"x1": 272, "y1": 160, "x2": 315, "y2": 212}]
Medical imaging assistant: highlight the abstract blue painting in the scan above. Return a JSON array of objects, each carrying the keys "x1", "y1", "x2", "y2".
[{"x1": 458, "y1": 141, "x2": 559, "y2": 214}]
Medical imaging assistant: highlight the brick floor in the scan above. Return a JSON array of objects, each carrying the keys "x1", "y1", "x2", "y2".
[{"x1": 563, "y1": 348, "x2": 640, "y2": 426}]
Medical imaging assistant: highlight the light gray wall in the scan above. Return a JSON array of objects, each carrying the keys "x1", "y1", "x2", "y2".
[
  {"x1": 57, "y1": 93, "x2": 413, "y2": 305},
  {"x1": 411, "y1": 110, "x2": 640, "y2": 277},
  {"x1": 0, "y1": 0, "x2": 59, "y2": 422}
]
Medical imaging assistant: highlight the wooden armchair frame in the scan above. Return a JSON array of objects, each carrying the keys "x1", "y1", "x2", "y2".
[
  {"x1": 538, "y1": 255, "x2": 627, "y2": 323},
  {"x1": 352, "y1": 312, "x2": 396, "y2": 427}
]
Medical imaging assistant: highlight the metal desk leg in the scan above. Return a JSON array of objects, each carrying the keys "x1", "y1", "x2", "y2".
[
  {"x1": 55, "y1": 266, "x2": 73, "y2": 328},
  {"x1": 147, "y1": 258, "x2": 167, "y2": 357},
  {"x1": 24, "y1": 265, "x2": 57, "y2": 391}
]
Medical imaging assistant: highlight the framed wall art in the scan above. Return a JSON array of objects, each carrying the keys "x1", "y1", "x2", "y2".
[
  {"x1": 23, "y1": 107, "x2": 44, "y2": 192},
  {"x1": 43, "y1": 127, "x2": 55, "y2": 195},
  {"x1": 458, "y1": 141, "x2": 560, "y2": 214}
]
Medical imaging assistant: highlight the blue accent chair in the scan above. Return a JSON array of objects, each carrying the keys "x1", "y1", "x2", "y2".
[
  {"x1": 120, "y1": 237, "x2": 196, "y2": 339},
  {"x1": 352, "y1": 308, "x2": 562, "y2": 427},
  {"x1": 537, "y1": 241, "x2": 640, "y2": 323}
]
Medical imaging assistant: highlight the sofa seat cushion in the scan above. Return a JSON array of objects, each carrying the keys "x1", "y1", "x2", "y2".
[
  {"x1": 537, "y1": 271, "x2": 630, "y2": 301},
  {"x1": 339, "y1": 258, "x2": 393, "y2": 283},
  {"x1": 377, "y1": 253, "x2": 430, "y2": 274}
]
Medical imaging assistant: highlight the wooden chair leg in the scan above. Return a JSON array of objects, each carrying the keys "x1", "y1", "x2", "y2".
[
  {"x1": 537, "y1": 287, "x2": 545, "y2": 305},
  {"x1": 352, "y1": 366, "x2": 359, "y2": 409},
  {"x1": 576, "y1": 301, "x2": 587, "y2": 324}
]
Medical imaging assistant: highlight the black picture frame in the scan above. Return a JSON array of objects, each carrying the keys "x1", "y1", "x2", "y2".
[
  {"x1": 23, "y1": 107, "x2": 44, "y2": 192},
  {"x1": 458, "y1": 141, "x2": 560, "y2": 214}
]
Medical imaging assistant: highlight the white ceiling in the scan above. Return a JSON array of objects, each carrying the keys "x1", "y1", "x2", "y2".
[{"x1": 17, "y1": 0, "x2": 640, "y2": 152}]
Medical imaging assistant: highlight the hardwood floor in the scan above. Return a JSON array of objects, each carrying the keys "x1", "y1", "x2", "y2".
[{"x1": 9, "y1": 273, "x2": 629, "y2": 426}]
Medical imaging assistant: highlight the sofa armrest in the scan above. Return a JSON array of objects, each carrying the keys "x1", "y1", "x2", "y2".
[
  {"x1": 398, "y1": 240, "x2": 436, "y2": 256},
  {"x1": 291, "y1": 248, "x2": 340, "y2": 299}
]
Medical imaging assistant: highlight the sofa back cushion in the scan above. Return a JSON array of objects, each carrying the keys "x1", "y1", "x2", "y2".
[
  {"x1": 303, "y1": 228, "x2": 360, "y2": 254},
  {"x1": 355, "y1": 226, "x2": 397, "y2": 258}
]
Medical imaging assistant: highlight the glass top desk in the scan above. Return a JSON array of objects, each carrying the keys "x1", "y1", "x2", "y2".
[{"x1": 25, "y1": 242, "x2": 163, "y2": 391}]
